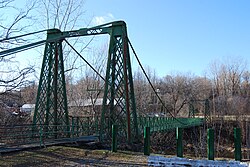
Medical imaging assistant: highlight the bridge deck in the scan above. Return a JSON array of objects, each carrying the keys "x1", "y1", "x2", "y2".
[{"x1": 0, "y1": 135, "x2": 99, "y2": 154}]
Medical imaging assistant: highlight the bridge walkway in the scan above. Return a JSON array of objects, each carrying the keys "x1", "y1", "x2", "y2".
[{"x1": 0, "y1": 135, "x2": 99, "y2": 154}]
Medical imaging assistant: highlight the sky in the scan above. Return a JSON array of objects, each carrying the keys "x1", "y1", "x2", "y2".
[
  {"x1": 84, "y1": 0, "x2": 250, "y2": 77},
  {"x1": 3, "y1": 0, "x2": 250, "y2": 79}
]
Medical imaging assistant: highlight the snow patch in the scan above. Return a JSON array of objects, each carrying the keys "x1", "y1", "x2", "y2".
[{"x1": 148, "y1": 156, "x2": 250, "y2": 167}]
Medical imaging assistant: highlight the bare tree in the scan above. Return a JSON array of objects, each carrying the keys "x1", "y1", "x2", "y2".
[
  {"x1": 66, "y1": 44, "x2": 107, "y2": 119},
  {"x1": 242, "y1": 71, "x2": 250, "y2": 97},
  {"x1": 208, "y1": 57, "x2": 247, "y2": 97},
  {"x1": 206, "y1": 57, "x2": 250, "y2": 158},
  {"x1": 36, "y1": 0, "x2": 91, "y2": 74},
  {"x1": 0, "y1": 0, "x2": 36, "y2": 94},
  {"x1": 133, "y1": 66, "x2": 160, "y2": 116},
  {"x1": 37, "y1": 0, "x2": 86, "y2": 30},
  {"x1": 20, "y1": 81, "x2": 37, "y2": 104},
  {"x1": 160, "y1": 73, "x2": 196, "y2": 116}
]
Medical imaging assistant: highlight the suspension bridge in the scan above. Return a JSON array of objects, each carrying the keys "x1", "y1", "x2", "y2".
[{"x1": 0, "y1": 21, "x2": 203, "y2": 152}]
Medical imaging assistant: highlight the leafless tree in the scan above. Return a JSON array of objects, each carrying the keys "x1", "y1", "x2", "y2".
[
  {"x1": 242, "y1": 71, "x2": 250, "y2": 97},
  {"x1": 66, "y1": 44, "x2": 107, "y2": 119},
  {"x1": 20, "y1": 81, "x2": 37, "y2": 104},
  {"x1": 0, "y1": 0, "x2": 36, "y2": 94},
  {"x1": 36, "y1": 0, "x2": 92, "y2": 74},
  {"x1": 160, "y1": 73, "x2": 197, "y2": 116},
  {"x1": 34, "y1": 0, "x2": 104, "y2": 104},
  {"x1": 0, "y1": 0, "x2": 36, "y2": 49},
  {"x1": 133, "y1": 66, "x2": 160, "y2": 116},
  {"x1": 206, "y1": 57, "x2": 250, "y2": 158},
  {"x1": 208, "y1": 57, "x2": 247, "y2": 97}
]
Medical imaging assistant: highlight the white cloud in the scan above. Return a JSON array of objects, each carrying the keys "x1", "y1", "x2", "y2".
[
  {"x1": 107, "y1": 13, "x2": 114, "y2": 19},
  {"x1": 92, "y1": 13, "x2": 115, "y2": 25}
]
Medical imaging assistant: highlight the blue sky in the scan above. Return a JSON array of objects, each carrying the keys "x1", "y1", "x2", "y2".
[{"x1": 85, "y1": 0, "x2": 250, "y2": 77}]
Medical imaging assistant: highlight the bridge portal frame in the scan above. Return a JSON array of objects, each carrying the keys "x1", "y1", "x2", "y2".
[{"x1": 32, "y1": 21, "x2": 139, "y2": 143}]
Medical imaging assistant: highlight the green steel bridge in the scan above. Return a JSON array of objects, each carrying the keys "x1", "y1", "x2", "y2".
[{"x1": 0, "y1": 21, "x2": 203, "y2": 151}]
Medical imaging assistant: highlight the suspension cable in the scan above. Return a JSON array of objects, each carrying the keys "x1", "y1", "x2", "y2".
[
  {"x1": 0, "y1": 34, "x2": 66, "y2": 57},
  {"x1": 1, "y1": 31, "x2": 71, "y2": 57},
  {"x1": 0, "y1": 40, "x2": 46, "y2": 57},
  {"x1": 0, "y1": 29, "x2": 61, "y2": 57},
  {"x1": 127, "y1": 37, "x2": 186, "y2": 124},
  {"x1": 0, "y1": 29, "x2": 48, "y2": 42},
  {"x1": 64, "y1": 39, "x2": 106, "y2": 81}
]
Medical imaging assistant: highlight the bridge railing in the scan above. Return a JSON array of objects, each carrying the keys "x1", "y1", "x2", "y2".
[
  {"x1": 0, "y1": 116, "x2": 100, "y2": 149},
  {"x1": 0, "y1": 116, "x2": 203, "y2": 149},
  {"x1": 69, "y1": 116, "x2": 100, "y2": 137},
  {"x1": 138, "y1": 117, "x2": 204, "y2": 133}
]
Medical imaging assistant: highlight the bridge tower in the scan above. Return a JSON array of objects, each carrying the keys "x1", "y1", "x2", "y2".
[
  {"x1": 32, "y1": 21, "x2": 139, "y2": 142},
  {"x1": 100, "y1": 21, "x2": 138, "y2": 143},
  {"x1": 33, "y1": 29, "x2": 70, "y2": 138}
]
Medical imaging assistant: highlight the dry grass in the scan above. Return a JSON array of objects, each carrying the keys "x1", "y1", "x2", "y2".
[
  {"x1": 1, "y1": 145, "x2": 249, "y2": 166},
  {"x1": 0, "y1": 146, "x2": 148, "y2": 166}
]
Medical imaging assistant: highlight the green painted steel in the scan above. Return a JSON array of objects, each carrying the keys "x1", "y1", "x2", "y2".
[
  {"x1": 189, "y1": 102, "x2": 195, "y2": 118},
  {"x1": 33, "y1": 29, "x2": 70, "y2": 138},
  {"x1": 144, "y1": 126, "x2": 150, "y2": 156},
  {"x1": 2, "y1": 20, "x2": 204, "y2": 145},
  {"x1": 0, "y1": 122, "x2": 99, "y2": 150},
  {"x1": 207, "y1": 128, "x2": 214, "y2": 160},
  {"x1": 111, "y1": 124, "x2": 118, "y2": 152},
  {"x1": 234, "y1": 127, "x2": 242, "y2": 161},
  {"x1": 138, "y1": 117, "x2": 203, "y2": 133},
  {"x1": 0, "y1": 116, "x2": 203, "y2": 151},
  {"x1": 205, "y1": 99, "x2": 210, "y2": 123},
  {"x1": 31, "y1": 21, "x2": 138, "y2": 143},
  {"x1": 176, "y1": 127, "x2": 183, "y2": 157},
  {"x1": 100, "y1": 21, "x2": 138, "y2": 143}
]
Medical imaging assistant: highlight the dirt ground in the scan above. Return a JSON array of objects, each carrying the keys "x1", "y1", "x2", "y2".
[
  {"x1": 1, "y1": 145, "x2": 249, "y2": 166},
  {"x1": 0, "y1": 146, "x2": 148, "y2": 166}
]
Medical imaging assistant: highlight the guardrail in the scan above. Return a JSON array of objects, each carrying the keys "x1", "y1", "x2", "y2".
[
  {"x1": 138, "y1": 117, "x2": 204, "y2": 133},
  {"x1": 0, "y1": 116, "x2": 203, "y2": 150},
  {"x1": 0, "y1": 116, "x2": 100, "y2": 149}
]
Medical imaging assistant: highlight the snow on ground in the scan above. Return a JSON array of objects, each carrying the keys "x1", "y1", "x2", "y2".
[{"x1": 148, "y1": 156, "x2": 250, "y2": 167}]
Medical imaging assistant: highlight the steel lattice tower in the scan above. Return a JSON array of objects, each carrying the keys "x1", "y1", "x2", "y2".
[
  {"x1": 33, "y1": 29, "x2": 69, "y2": 138},
  {"x1": 32, "y1": 21, "x2": 138, "y2": 142},
  {"x1": 100, "y1": 21, "x2": 138, "y2": 143}
]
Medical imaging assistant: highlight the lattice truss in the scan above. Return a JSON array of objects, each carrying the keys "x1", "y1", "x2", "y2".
[
  {"x1": 100, "y1": 26, "x2": 138, "y2": 142},
  {"x1": 32, "y1": 22, "x2": 138, "y2": 141},
  {"x1": 33, "y1": 29, "x2": 69, "y2": 137}
]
